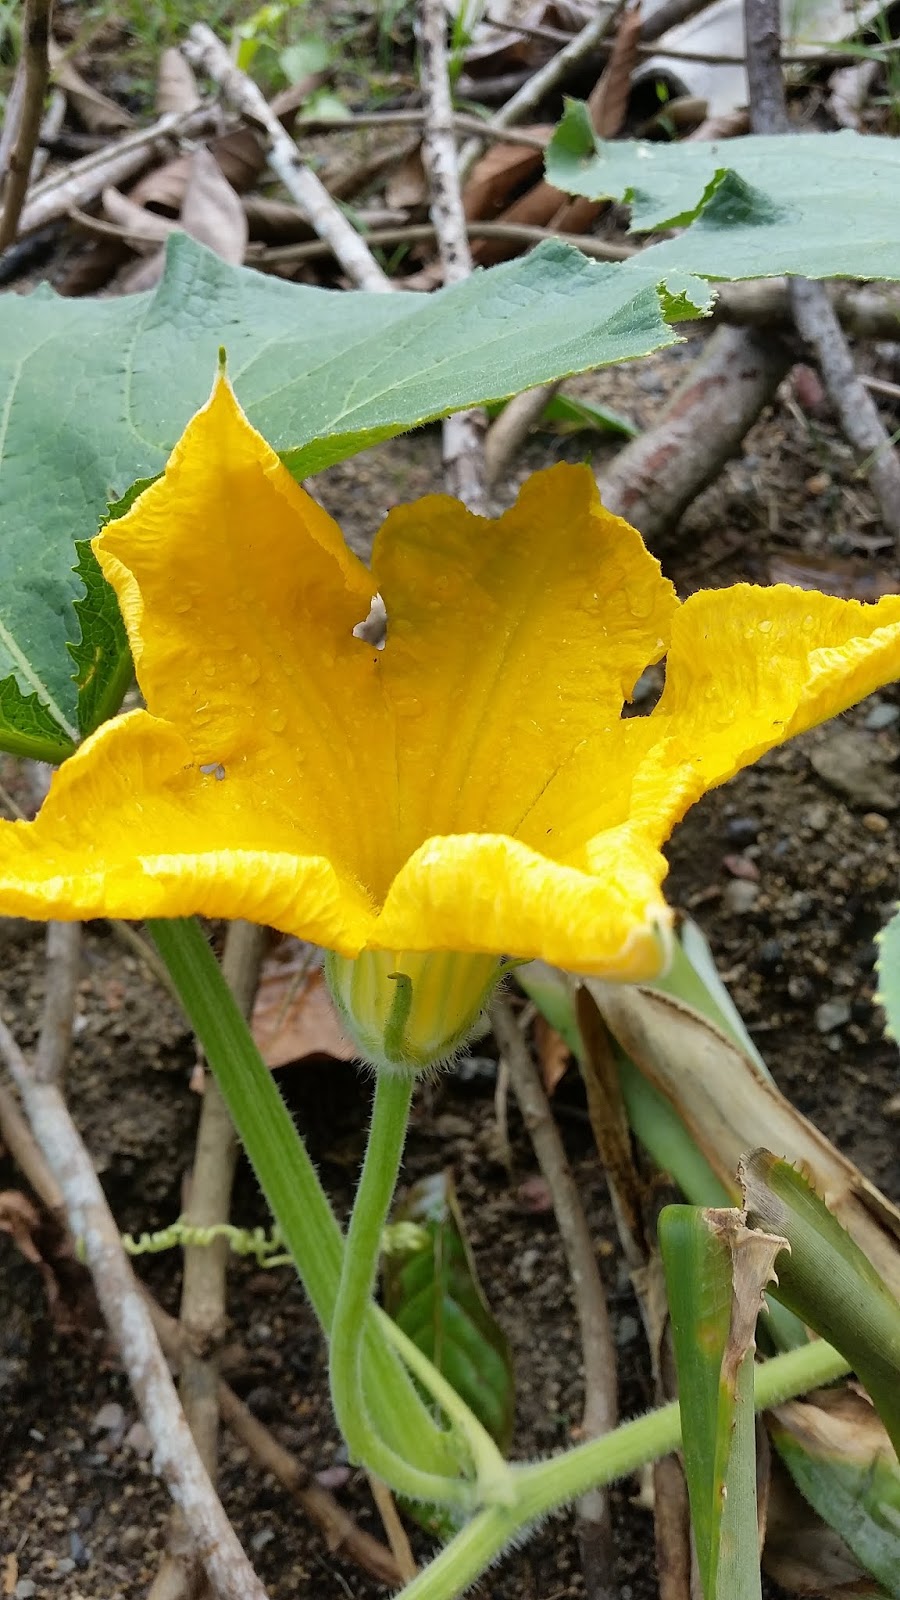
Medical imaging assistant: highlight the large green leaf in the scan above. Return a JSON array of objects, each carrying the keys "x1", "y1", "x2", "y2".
[
  {"x1": 0, "y1": 234, "x2": 709, "y2": 761},
  {"x1": 546, "y1": 105, "x2": 900, "y2": 283}
]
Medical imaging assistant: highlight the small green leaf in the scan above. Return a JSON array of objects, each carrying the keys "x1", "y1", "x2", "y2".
[
  {"x1": 661, "y1": 1205, "x2": 781, "y2": 1600},
  {"x1": 875, "y1": 903, "x2": 900, "y2": 1043},
  {"x1": 742, "y1": 1150, "x2": 900, "y2": 1456},
  {"x1": 383, "y1": 1171, "x2": 514, "y2": 1454}
]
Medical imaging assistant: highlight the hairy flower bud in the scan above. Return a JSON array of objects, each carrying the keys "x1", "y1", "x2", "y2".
[{"x1": 325, "y1": 949, "x2": 504, "y2": 1074}]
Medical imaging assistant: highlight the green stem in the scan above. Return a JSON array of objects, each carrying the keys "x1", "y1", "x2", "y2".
[
  {"x1": 330, "y1": 1071, "x2": 475, "y2": 1509},
  {"x1": 395, "y1": 1339, "x2": 851, "y2": 1600},
  {"x1": 148, "y1": 917, "x2": 461, "y2": 1479}
]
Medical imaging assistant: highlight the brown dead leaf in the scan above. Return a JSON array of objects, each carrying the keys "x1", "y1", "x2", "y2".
[
  {"x1": 156, "y1": 47, "x2": 201, "y2": 115},
  {"x1": 386, "y1": 144, "x2": 428, "y2": 211},
  {"x1": 102, "y1": 186, "x2": 178, "y2": 250},
  {"x1": 587, "y1": 4, "x2": 642, "y2": 140},
  {"x1": 129, "y1": 127, "x2": 265, "y2": 213},
  {"x1": 462, "y1": 131, "x2": 550, "y2": 222},
  {"x1": 534, "y1": 1014, "x2": 571, "y2": 1096},
  {"x1": 764, "y1": 1453, "x2": 882, "y2": 1596},
  {"x1": 242, "y1": 195, "x2": 314, "y2": 243},
  {"x1": 586, "y1": 979, "x2": 900, "y2": 1298},
  {"x1": 49, "y1": 41, "x2": 134, "y2": 133},
  {"x1": 251, "y1": 945, "x2": 355, "y2": 1068},
  {"x1": 180, "y1": 148, "x2": 248, "y2": 264}
]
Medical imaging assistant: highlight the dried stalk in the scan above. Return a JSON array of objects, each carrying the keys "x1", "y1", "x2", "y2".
[
  {"x1": 744, "y1": 0, "x2": 900, "y2": 543},
  {"x1": 416, "y1": 0, "x2": 488, "y2": 511},
  {"x1": 182, "y1": 24, "x2": 390, "y2": 293},
  {"x1": 0, "y1": 923, "x2": 268, "y2": 1600},
  {"x1": 0, "y1": 0, "x2": 53, "y2": 251},
  {"x1": 491, "y1": 996, "x2": 617, "y2": 1600}
]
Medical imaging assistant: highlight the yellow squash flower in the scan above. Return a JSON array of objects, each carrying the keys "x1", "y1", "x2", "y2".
[{"x1": 1, "y1": 375, "x2": 899, "y2": 1068}]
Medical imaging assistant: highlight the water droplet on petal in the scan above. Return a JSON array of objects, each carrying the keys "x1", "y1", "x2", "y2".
[
  {"x1": 268, "y1": 708, "x2": 287, "y2": 734},
  {"x1": 757, "y1": 619, "x2": 773, "y2": 634},
  {"x1": 172, "y1": 594, "x2": 191, "y2": 615},
  {"x1": 240, "y1": 653, "x2": 261, "y2": 685}
]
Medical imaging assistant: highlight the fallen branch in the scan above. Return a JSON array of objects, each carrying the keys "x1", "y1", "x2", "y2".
[
  {"x1": 260, "y1": 219, "x2": 635, "y2": 268},
  {"x1": 182, "y1": 24, "x2": 391, "y2": 293},
  {"x1": 417, "y1": 0, "x2": 487, "y2": 510},
  {"x1": 291, "y1": 108, "x2": 550, "y2": 150},
  {"x1": 0, "y1": 922, "x2": 269, "y2": 1600},
  {"x1": 601, "y1": 323, "x2": 792, "y2": 542},
  {"x1": 744, "y1": 0, "x2": 900, "y2": 545},
  {"x1": 712, "y1": 279, "x2": 900, "y2": 340},
  {"x1": 0, "y1": 0, "x2": 53, "y2": 251},
  {"x1": 13, "y1": 106, "x2": 217, "y2": 238},
  {"x1": 491, "y1": 996, "x2": 618, "y2": 1600}
]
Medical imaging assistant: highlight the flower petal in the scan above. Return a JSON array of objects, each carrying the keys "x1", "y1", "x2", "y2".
[
  {"x1": 372, "y1": 464, "x2": 676, "y2": 860},
  {"x1": 96, "y1": 373, "x2": 397, "y2": 896},
  {"x1": 0, "y1": 712, "x2": 373, "y2": 952},
  {"x1": 375, "y1": 828, "x2": 672, "y2": 978},
  {"x1": 633, "y1": 585, "x2": 900, "y2": 840}
]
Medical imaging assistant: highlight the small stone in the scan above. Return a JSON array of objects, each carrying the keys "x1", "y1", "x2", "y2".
[
  {"x1": 724, "y1": 880, "x2": 760, "y2": 914},
  {"x1": 722, "y1": 853, "x2": 759, "y2": 881},
  {"x1": 805, "y1": 470, "x2": 831, "y2": 495},
  {"x1": 432, "y1": 1113, "x2": 470, "y2": 1140},
  {"x1": 788, "y1": 974, "x2": 814, "y2": 1002},
  {"x1": 614, "y1": 1315, "x2": 640, "y2": 1347},
  {"x1": 803, "y1": 802, "x2": 832, "y2": 833},
  {"x1": 123, "y1": 1421, "x2": 152, "y2": 1459},
  {"x1": 118, "y1": 1525, "x2": 143, "y2": 1555},
  {"x1": 55, "y1": 1559, "x2": 76, "y2": 1577},
  {"x1": 815, "y1": 998, "x2": 851, "y2": 1033},
  {"x1": 862, "y1": 812, "x2": 890, "y2": 834},
  {"x1": 810, "y1": 729, "x2": 898, "y2": 812},
  {"x1": 725, "y1": 816, "x2": 760, "y2": 845},
  {"x1": 757, "y1": 939, "x2": 783, "y2": 970},
  {"x1": 91, "y1": 1402, "x2": 124, "y2": 1434},
  {"x1": 15, "y1": 1581, "x2": 37, "y2": 1598},
  {"x1": 865, "y1": 701, "x2": 900, "y2": 731},
  {"x1": 251, "y1": 1529, "x2": 275, "y2": 1553}
]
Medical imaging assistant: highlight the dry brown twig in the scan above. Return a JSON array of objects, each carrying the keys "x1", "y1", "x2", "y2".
[
  {"x1": 416, "y1": 0, "x2": 488, "y2": 510},
  {"x1": 744, "y1": 0, "x2": 900, "y2": 544},
  {"x1": 261, "y1": 219, "x2": 634, "y2": 269},
  {"x1": 0, "y1": 921, "x2": 269, "y2": 1600},
  {"x1": 0, "y1": 0, "x2": 53, "y2": 251},
  {"x1": 602, "y1": 323, "x2": 793, "y2": 542},
  {"x1": 182, "y1": 24, "x2": 390, "y2": 293},
  {"x1": 491, "y1": 995, "x2": 618, "y2": 1600}
]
